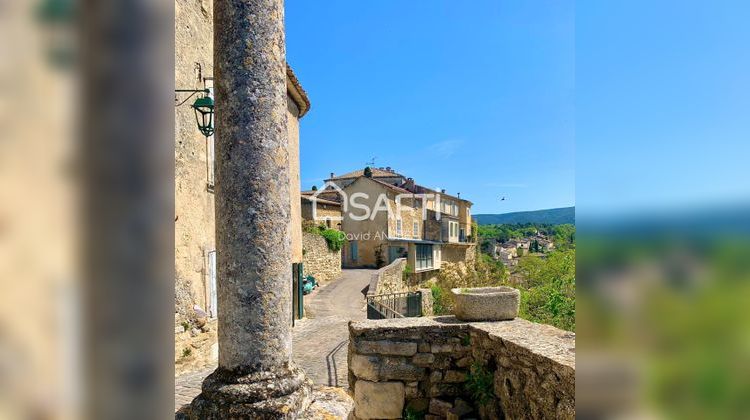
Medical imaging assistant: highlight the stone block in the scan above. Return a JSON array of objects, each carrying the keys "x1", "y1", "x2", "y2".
[
  {"x1": 418, "y1": 342, "x2": 431, "y2": 352},
  {"x1": 431, "y1": 343, "x2": 454, "y2": 353},
  {"x1": 407, "y1": 398, "x2": 429, "y2": 413},
  {"x1": 444, "y1": 370, "x2": 468, "y2": 383},
  {"x1": 429, "y1": 371, "x2": 442, "y2": 383},
  {"x1": 350, "y1": 354, "x2": 379, "y2": 381},
  {"x1": 447, "y1": 405, "x2": 474, "y2": 420},
  {"x1": 413, "y1": 353, "x2": 435, "y2": 367},
  {"x1": 405, "y1": 384, "x2": 419, "y2": 398},
  {"x1": 429, "y1": 398, "x2": 453, "y2": 416},
  {"x1": 350, "y1": 354, "x2": 426, "y2": 382},
  {"x1": 354, "y1": 380, "x2": 404, "y2": 419},
  {"x1": 429, "y1": 383, "x2": 463, "y2": 398},
  {"x1": 356, "y1": 340, "x2": 418, "y2": 356},
  {"x1": 456, "y1": 356, "x2": 472, "y2": 368}
]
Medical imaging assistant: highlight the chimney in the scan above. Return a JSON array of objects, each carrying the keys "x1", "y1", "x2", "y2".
[
  {"x1": 404, "y1": 177, "x2": 415, "y2": 191},
  {"x1": 330, "y1": 172, "x2": 334, "y2": 179}
]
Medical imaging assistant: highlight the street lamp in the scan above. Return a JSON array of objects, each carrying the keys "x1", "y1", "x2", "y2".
[{"x1": 175, "y1": 89, "x2": 214, "y2": 137}]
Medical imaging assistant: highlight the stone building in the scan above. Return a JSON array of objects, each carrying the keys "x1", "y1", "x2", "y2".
[
  {"x1": 301, "y1": 190, "x2": 342, "y2": 229},
  {"x1": 314, "y1": 168, "x2": 476, "y2": 282},
  {"x1": 175, "y1": 0, "x2": 310, "y2": 325}
]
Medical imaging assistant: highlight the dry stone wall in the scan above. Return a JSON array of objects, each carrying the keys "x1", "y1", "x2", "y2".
[
  {"x1": 302, "y1": 232, "x2": 342, "y2": 284},
  {"x1": 368, "y1": 258, "x2": 407, "y2": 296},
  {"x1": 348, "y1": 317, "x2": 575, "y2": 419},
  {"x1": 174, "y1": 318, "x2": 218, "y2": 376}
]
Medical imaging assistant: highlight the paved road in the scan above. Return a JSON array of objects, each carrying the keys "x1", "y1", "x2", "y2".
[{"x1": 175, "y1": 269, "x2": 373, "y2": 411}]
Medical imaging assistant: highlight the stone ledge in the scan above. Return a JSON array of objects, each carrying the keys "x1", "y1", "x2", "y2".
[{"x1": 350, "y1": 316, "x2": 574, "y2": 370}]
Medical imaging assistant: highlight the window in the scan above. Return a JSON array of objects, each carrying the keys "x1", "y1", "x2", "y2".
[
  {"x1": 448, "y1": 221, "x2": 459, "y2": 239},
  {"x1": 413, "y1": 221, "x2": 419, "y2": 238},
  {"x1": 207, "y1": 250, "x2": 217, "y2": 318},
  {"x1": 416, "y1": 244, "x2": 434, "y2": 270},
  {"x1": 396, "y1": 219, "x2": 402, "y2": 237},
  {"x1": 325, "y1": 217, "x2": 332, "y2": 228},
  {"x1": 350, "y1": 241, "x2": 358, "y2": 261}
]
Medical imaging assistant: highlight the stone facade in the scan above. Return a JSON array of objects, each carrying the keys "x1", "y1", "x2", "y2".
[
  {"x1": 302, "y1": 232, "x2": 342, "y2": 284},
  {"x1": 301, "y1": 196, "x2": 342, "y2": 229},
  {"x1": 348, "y1": 317, "x2": 575, "y2": 419}
]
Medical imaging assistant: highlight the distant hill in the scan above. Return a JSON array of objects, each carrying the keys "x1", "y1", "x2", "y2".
[{"x1": 474, "y1": 207, "x2": 575, "y2": 225}]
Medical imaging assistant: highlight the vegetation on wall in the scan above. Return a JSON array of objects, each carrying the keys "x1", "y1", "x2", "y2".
[
  {"x1": 466, "y1": 362, "x2": 495, "y2": 405},
  {"x1": 303, "y1": 222, "x2": 346, "y2": 252}
]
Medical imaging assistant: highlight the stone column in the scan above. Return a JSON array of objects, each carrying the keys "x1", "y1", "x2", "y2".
[{"x1": 189, "y1": 0, "x2": 312, "y2": 417}]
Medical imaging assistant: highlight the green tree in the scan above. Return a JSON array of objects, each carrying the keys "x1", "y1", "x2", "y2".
[
  {"x1": 364, "y1": 166, "x2": 373, "y2": 178},
  {"x1": 517, "y1": 248, "x2": 575, "y2": 331}
]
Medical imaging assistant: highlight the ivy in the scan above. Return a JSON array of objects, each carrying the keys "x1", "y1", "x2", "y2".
[{"x1": 319, "y1": 228, "x2": 345, "y2": 252}]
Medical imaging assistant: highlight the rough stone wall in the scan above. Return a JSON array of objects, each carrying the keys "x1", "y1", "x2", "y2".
[
  {"x1": 302, "y1": 232, "x2": 342, "y2": 284},
  {"x1": 442, "y1": 244, "x2": 475, "y2": 265},
  {"x1": 175, "y1": 318, "x2": 218, "y2": 376},
  {"x1": 175, "y1": 0, "x2": 215, "y2": 321},
  {"x1": 368, "y1": 258, "x2": 407, "y2": 296},
  {"x1": 348, "y1": 317, "x2": 575, "y2": 420}
]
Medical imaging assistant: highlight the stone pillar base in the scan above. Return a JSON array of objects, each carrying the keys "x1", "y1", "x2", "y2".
[{"x1": 188, "y1": 363, "x2": 313, "y2": 419}]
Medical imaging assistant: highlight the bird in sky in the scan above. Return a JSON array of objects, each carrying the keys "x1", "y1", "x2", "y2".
[{"x1": 500, "y1": 196, "x2": 506, "y2": 201}]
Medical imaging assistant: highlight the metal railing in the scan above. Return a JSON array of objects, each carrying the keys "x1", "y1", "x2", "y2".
[{"x1": 366, "y1": 291, "x2": 422, "y2": 320}]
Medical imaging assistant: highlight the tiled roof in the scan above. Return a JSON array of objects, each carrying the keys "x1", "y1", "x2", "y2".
[
  {"x1": 367, "y1": 177, "x2": 413, "y2": 194},
  {"x1": 329, "y1": 168, "x2": 405, "y2": 180},
  {"x1": 301, "y1": 195, "x2": 341, "y2": 206},
  {"x1": 286, "y1": 64, "x2": 310, "y2": 118}
]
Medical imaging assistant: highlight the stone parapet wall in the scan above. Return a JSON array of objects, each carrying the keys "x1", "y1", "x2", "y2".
[
  {"x1": 368, "y1": 258, "x2": 407, "y2": 296},
  {"x1": 348, "y1": 317, "x2": 575, "y2": 419},
  {"x1": 302, "y1": 232, "x2": 342, "y2": 284}
]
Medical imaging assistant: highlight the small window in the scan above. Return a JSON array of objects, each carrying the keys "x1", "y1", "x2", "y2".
[
  {"x1": 396, "y1": 220, "x2": 402, "y2": 237},
  {"x1": 413, "y1": 221, "x2": 419, "y2": 238},
  {"x1": 326, "y1": 217, "x2": 332, "y2": 228}
]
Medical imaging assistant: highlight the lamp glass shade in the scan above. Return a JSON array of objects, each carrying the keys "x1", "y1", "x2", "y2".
[{"x1": 191, "y1": 96, "x2": 214, "y2": 137}]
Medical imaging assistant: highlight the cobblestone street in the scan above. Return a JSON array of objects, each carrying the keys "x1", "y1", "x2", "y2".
[{"x1": 175, "y1": 269, "x2": 373, "y2": 412}]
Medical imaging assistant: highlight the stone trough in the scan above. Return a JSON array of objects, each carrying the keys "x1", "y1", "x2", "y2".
[{"x1": 451, "y1": 286, "x2": 520, "y2": 322}]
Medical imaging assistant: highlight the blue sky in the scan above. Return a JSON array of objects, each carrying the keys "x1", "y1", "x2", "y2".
[
  {"x1": 286, "y1": 1, "x2": 574, "y2": 215},
  {"x1": 577, "y1": 1, "x2": 750, "y2": 217}
]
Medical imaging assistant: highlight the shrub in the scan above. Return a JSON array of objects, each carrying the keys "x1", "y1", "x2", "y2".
[
  {"x1": 466, "y1": 362, "x2": 494, "y2": 405},
  {"x1": 431, "y1": 285, "x2": 449, "y2": 315},
  {"x1": 181, "y1": 347, "x2": 192, "y2": 358},
  {"x1": 319, "y1": 228, "x2": 345, "y2": 251},
  {"x1": 403, "y1": 407, "x2": 424, "y2": 420}
]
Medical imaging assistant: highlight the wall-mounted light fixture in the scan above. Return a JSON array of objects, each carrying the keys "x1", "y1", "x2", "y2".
[{"x1": 175, "y1": 89, "x2": 214, "y2": 137}]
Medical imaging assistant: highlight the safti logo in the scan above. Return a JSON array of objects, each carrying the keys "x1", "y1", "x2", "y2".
[{"x1": 310, "y1": 181, "x2": 445, "y2": 222}]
